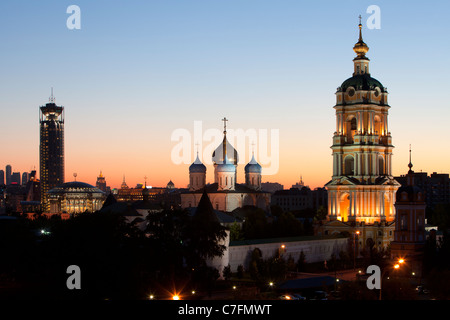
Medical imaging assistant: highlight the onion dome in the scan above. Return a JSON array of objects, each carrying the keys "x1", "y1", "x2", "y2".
[
  {"x1": 245, "y1": 153, "x2": 262, "y2": 173},
  {"x1": 216, "y1": 153, "x2": 236, "y2": 173},
  {"x1": 189, "y1": 153, "x2": 206, "y2": 173},
  {"x1": 353, "y1": 19, "x2": 369, "y2": 59},
  {"x1": 212, "y1": 135, "x2": 239, "y2": 165},
  {"x1": 212, "y1": 118, "x2": 239, "y2": 165}
]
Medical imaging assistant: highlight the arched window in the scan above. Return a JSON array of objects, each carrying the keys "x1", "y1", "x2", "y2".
[
  {"x1": 351, "y1": 118, "x2": 357, "y2": 130},
  {"x1": 378, "y1": 156, "x2": 385, "y2": 175},
  {"x1": 374, "y1": 115, "x2": 381, "y2": 135},
  {"x1": 344, "y1": 156, "x2": 355, "y2": 175},
  {"x1": 346, "y1": 116, "x2": 357, "y2": 143}
]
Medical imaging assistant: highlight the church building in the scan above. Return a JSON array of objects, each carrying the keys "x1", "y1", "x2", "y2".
[
  {"x1": 180, "y1": 119, "x2": 271, "y2": 212},
  {"x1": 317, "y1": 19, "x2": 401, "y2": 251},
  {"x1": 390, "y1": 149, "x2": 426, "y2": 275}
]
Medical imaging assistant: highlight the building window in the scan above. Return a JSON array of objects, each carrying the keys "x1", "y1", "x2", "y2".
[{"x1": 344, "y1": 156, "x2": 355, "y2": 175}]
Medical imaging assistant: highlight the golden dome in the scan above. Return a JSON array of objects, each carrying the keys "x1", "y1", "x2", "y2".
[{"x1": 353, "y1": 22, "x2": 369, "y2": 58}]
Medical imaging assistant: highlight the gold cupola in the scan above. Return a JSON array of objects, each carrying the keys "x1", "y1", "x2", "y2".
[{"x1": 353, "y1": 17, "x2": 369, "y2": 59}]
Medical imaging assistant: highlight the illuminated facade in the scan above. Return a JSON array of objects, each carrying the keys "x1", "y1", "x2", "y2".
[
  {"x1": 39, "y1": 92, "x2": 65, "y2": 212},
  {"x1": 48, "y1": 181, "x2": 106, "y2": 215},
  {"x1": 319, "y1": 21, "x2": 401, "y2": 251}
]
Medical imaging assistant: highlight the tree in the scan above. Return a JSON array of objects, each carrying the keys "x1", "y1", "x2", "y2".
[
  {"x1": 297, "y1": 251, "x2": 306, "y2": 272},
  {"x1": 229, "y1": 221, "x2": 244, "y2": 241},
  {"x1": 237, "y1": 265, "x2": 244, "y2": 279},
  {"x1": 249, "y1": 248, "x2": 263, "y2": 280},
  {"x1": 241, "y1": 207, "x2": 269, "y2": 239},
  {"x1": 272, "y1": 212, "x2": 304, "y2": 238},
  {"x1": 223, "y1": 264, "x2": 232, "y2": 281},
  {"x1": 314, "y1": 205, "x2": 328, "y2": 221}
]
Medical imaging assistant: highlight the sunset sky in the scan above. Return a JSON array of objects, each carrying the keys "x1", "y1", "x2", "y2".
[{"x1": 1, "y1": 0, "x2": 449, "y2": 190}]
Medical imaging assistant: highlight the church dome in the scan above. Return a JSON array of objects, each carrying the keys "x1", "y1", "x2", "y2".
[
  {"x1": 245, "y1": 154, "x2": 262, "y2": 173},
  {"x1": 212, "y1": 136, "x2": 239, "y2": 165},
  {"x1": 216, "y1": 155, "x2": 236, "y2": 173},
  {"x1": 189, "y1": 154, "x2": 206, "y2": 173},
  {"x1": 340, "y1": 73, "x2": 385, "y2": 93}
]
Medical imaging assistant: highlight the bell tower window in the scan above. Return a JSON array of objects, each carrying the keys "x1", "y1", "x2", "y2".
[{"x1": 344, "y1": 156, "x2": 355, "y2": 176}]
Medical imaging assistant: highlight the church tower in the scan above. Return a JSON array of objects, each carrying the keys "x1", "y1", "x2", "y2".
[
  {"x1": 189, "y1": 151, "x2": 207, "y2": 191},
  {"x1": 212, "y1": 118, "x2": 239, "y2": 184},
  {"x1": 321, "y1": 19, "x2": 401, "y2": 251},
  {"x1": 245, "y1": 152, "x2": 262, "y2": 191},
  {"x1": 391, "y1": 148, "x2": 426, "y2": 273}
]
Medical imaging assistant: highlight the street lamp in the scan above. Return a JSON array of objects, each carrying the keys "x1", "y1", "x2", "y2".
[
  {"x1": 353, "y1": 231, "x2": 360, "y2": 271},
  {"x1": 379, "y1": 258, "x2": 405, "y2": 300}
]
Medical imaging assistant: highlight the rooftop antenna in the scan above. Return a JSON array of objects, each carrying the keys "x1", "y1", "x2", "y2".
[{"x1": 49, "y1": 87, "x2": 55, "y2": 103}]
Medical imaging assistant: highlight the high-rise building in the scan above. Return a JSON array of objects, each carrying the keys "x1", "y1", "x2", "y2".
[
  {"x1": 39, "y1": 91, "x2": 65, "y2": 212},
  {"x1": 317, "y1": 20, "x2": 401, "y2": 251},
  {"x1": 0, "y1": 170, "x2": 4, "y2": 185},
  {"x1": 11, "y1": 172, "x2": 21, "y2": 185},
  {"x1": 5, "y1": 165, "x2": 12, "y2": 185},
  {"x1": 22, "y1": 172, "x2": 29, "y2": 185}
]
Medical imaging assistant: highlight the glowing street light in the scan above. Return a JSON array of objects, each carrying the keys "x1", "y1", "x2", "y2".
[
  {"x1": 172, "y1": 295, "x2": 180, "y2": 300},
  {"x1": 380, "y1": 258, "x2": 405, "y2": 300}
]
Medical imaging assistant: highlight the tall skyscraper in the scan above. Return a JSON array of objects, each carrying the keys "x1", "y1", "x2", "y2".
[
  {"x1": 11, "y1": 172, "x2": 21, "y2": 185},
  {"x1": 318, "y1": 19, "x2": 401, "y2": 251},
  {"x1": 5, "y1": 164, "x2": 12, "y2": 185},
  {"x1": 22, "y1": 172, "x2": 29, "y2": 185},
  {"x1": 0, "y1": 170, "x2": 4, "y2": 185},
  {"x1": 39, "y1": 91, "x2": 65, "y2": 212}
]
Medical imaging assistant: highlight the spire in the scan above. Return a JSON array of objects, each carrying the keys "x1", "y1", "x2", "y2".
[
  {"x1": 49, "y1": 87, "x2": 55, "y2": 103},
  {"x1": 408, "y1": 144, "x2": 414, "y2": 174},
  {"x1": 353, "y1": 15, "x2": 369, "y2": 59},
  {"x1": 358, "y1": 15, "x2": 363, "y2": 42},
  {"x1": 406, "y1": 144, "x2": 415, "y2": 186},
  {"x1": 222, "y1": 117, "x2": 228, "y2": 162}
]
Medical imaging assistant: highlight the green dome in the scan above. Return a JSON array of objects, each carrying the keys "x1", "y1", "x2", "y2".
[{"x1": 340, "y1": 74, "x2": 385, "y2": 93}]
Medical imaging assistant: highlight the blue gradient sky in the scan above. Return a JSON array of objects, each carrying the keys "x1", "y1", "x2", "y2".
[{"x1": 1, "y1": 0, "x2": 449, "y2": 189}]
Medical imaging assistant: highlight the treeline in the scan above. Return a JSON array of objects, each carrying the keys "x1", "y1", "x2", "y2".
[
  {"x1": 230, "y1": 205, "x2": 323, "y2": 241},
  {"x1": 0, "y1": 208, "x2": 227, "y2": 300}
]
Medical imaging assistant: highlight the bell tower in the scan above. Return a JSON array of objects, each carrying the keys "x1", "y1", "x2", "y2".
[{"x1": 322, "y1": 19, "x2": 401, "y2": 251}]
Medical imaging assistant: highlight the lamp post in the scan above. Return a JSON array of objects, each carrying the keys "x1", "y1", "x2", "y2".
[
  {"x1": 379, "y1": 259, "x2": 405, "y2": 300},
  {"x1": 353, "y1": 231, "x2": 360, "y2": 271}
]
